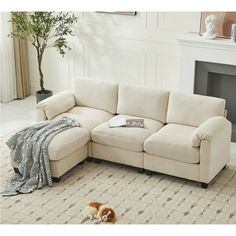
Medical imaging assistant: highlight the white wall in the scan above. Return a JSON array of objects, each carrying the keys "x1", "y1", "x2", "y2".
[{"x1": 29, "y1": 12, "x2": 201, "y2": 94}]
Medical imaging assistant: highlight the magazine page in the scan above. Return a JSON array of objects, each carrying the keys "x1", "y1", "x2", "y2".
[{"x1": 109, "y1": 118, "x2": 126, "y2": 128}]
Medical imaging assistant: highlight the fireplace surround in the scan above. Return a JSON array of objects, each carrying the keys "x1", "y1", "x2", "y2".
[
  {"x1": 178, "y1": 33, "x2": 236, "y2": 142},
  {"x1": 194, "y1": 61, "x2": 236, "y2": 141}
]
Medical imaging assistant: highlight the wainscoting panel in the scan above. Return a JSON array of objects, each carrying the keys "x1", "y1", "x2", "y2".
[
  {"x1": 29, "y1": 45, "x2": 72, "y2": 94},
  {"x1": 83, "y1": 46, "x2": 146, "y2": 84},
  {"x1": 155, "y1": 55, "x2": 180, "y2": 91},
  {"x1": 157, "y1": 12, "x2": 200, "y2": 32},
  {"x1": 28, "y1": 12, "x2": 201, "y2": 94},
  {"x1": 81, "y1": 12, "x2": 148, "y2": 28}
]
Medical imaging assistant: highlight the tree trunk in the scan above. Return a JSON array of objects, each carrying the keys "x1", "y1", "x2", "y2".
[
  {"x1": 37, "y1": 52, "x2": 45, "y2": 92},
  {"x1": 35, "y1": 42, "x2": 45, "y2": 92}
]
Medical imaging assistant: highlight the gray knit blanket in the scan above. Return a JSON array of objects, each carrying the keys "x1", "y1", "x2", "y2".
[{"x1": 3, "y1": 117, "x2": 80, "y2": 196}]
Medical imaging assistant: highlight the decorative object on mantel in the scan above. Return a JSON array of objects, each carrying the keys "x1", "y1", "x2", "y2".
[
  {"x1": 200, "y1": 12, "x2": 236, "y2": 39},
  {"x1": 202, "y1": 15, "x2": 218, "y2": 40},
  {"x1": 10, "y1": 12, "x2": 78, "y2": 103},
  {"x1": 231, "y1": 23, "x2": 236, "y2": 42}
]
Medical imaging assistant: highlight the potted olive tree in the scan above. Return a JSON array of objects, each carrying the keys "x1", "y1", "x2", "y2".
[{"x1": 10, "y1": 12, "x2": 78, "y2": 103}]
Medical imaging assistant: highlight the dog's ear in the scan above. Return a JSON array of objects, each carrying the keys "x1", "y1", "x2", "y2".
[
  {"x1": 110, "y1": 212, "x2": 116, "y2": 224},
  {"x1": 89, "y1": 202, "x2": 103, "y2": 210},
  {"x1": 106, "y1": 208, "x2": 116, "y2": 223},
  {"x1": 111, "y1": 217, "x2": 116, "y2": 224}
]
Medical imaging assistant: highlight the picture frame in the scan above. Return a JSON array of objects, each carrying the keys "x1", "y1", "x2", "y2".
[{"x1": 199, "y1": 12, "x2": 236, "y2": 38}]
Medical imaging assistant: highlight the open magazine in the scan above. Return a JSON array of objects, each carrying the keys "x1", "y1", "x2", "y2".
[{"x1": 109, "y1": 118, "x2": 144, "y2": 128}]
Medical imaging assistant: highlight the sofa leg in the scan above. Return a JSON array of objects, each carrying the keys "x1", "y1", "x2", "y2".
[
  {"x1": 201, "y1": 182, "x2": 209, "y2": 189},
  {"x1": 94, "y1": 158, "x2": 101, "y2": 164},
  {"x1": 137, "y1": 168, "x2": 144, "y2": 174},
  {"x1": 13, "y1": 168, "x2": 20, "y2": 174},
  {"x1": 145, "y1": 170, "x2": 152, "y2": 176},
  {"x1": 52, "y1": 177, "x2": 61, "y2": 183},
  {"x1": 86, "y1": 157, "x2": 93, "y2": 162}
]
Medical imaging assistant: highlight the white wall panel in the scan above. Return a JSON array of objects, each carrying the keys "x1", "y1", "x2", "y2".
[
  {"x1": 157, "y1": 12, "x2": 200, "y2": 32},
  {"x1": 29, "y1": 12, "x2": 201, "y2": 94},
  {"x1": 82, "y1": 12, "x2": 148, "y2": 28},
  {"x1": 29, "y1": 45, "x2": 72, "y2": 93},
  {"x1": 155, "y1": 55, "x2": 180, "y2": 91},
  {"x1": 83, "y1": 47, "x2": 146, "y2": 84}
]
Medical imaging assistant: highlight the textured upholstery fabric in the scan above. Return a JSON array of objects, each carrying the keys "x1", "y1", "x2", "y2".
[
  {"x1": 92, "y1": 143, "x2": 144, "y2": 168},
  {"x1": 29, "y1": 82, "x2": 232, "y2": 183},
  {"x1": 50, "y1": 145, "x2": 87, "y2": 177},
  {"x1": 87, "y1": 141, "x2": 92, "y2": 157},
  {"x1": 37, "y1": 91, "x2": 75, "y2": 120},
  {"x1": 53, "y1": 106, "x2": 114, "y2": 132},
  {"x1": 144, "y1": 124, "x2": 200, "y2": 164},
  {"x1": 198, "y1": 118, "x2": 232, "y2": 183},
  {"x1": 37, "y1": 107, "x2": 47, "y2": 121},
  {"x1": 48, "y1": 127, "x2": 89, "y2": 161},
  {"x1": 117, "y1": 83, "x2": 169, "y2": 123},
  {"x1": 92, "y1": 115, "x2": 163, "y2": 152},
  {"x1": 199, "y1": 130, "x2": 231, "y2": 184},
  {"x1": 144, "y1": 153, "x2": 199, "y2": 181},
  {"x1": 167, "y1": 92, "x2": 225, "y2": 127},
  {"x1": 192, "y1": 116, "x2": 232, "y2": 147},
  {"x1": 74, "y1": 78, "x2": 118, "y2": 114},
  {"x1": 10, "y1": 142, "x2": 88, "y2": 178}
]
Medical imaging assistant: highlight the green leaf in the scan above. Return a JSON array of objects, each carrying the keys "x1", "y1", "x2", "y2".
[{"x1": 9, "y1": 11, "x2": 78, "y2": 91}]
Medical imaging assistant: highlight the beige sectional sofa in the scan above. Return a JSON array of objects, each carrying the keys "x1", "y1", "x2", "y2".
[{"x1": 12, "y1": 79, "x2": 232, "y2": 188}]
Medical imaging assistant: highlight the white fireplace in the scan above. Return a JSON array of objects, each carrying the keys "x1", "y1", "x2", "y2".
[{"x1": 178, "y1": 33, "x2": 236, "y2": 94}]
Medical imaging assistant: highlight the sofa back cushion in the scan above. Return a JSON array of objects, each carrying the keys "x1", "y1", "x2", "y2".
[
  {"x1": 117, "y1": 83, "x2": 170, "y2": 123},
  {"x1": 74, "y1": 79, "x2": 118, "y2": 114},
  {"x1": 167, "y1": 92, "x2": 225, "y2": 127}
]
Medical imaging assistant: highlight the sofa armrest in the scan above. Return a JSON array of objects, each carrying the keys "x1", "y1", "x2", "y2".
[
  {"x1": 192, "y1": 116, "x2": 231, "y2": 183},
  {"x1": 37, "y1": 91, "x2": 75, "y2": 120},
  {"x1": 192, "y1": 116, "x2": 231, "y2": 148}
]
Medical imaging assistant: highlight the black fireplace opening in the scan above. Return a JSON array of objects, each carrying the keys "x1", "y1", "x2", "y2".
[{"x1": 194, "y1": 61, "x2": 236, "y2": 142}]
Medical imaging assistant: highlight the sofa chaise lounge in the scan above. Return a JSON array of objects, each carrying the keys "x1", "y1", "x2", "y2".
[{"x1": 11, "y1": 79, "x2": 232, "y2": 188}]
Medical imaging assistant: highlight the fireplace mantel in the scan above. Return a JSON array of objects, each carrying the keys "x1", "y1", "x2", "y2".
[{"x1": 178, "y1": 33, "x2": 236, "y2": 94}]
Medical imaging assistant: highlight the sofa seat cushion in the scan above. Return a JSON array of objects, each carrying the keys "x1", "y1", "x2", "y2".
[
  {"x1": 144, "y1": 124, "x2": 200, "y2": 164},
  {"x1": 92, "y1": 115, "x2": 164, "y2": 152},
  {"x1": 48, "y1": 127, "x2": 89, "y2": 161},
  {"x1": 53, "y1": 106, "x2": 114, "y2": 132}
]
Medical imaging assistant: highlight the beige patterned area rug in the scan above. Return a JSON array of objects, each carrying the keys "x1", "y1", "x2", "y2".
[{"x1": 1, "y1": 136, "x2": 236, "y2": 224}]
